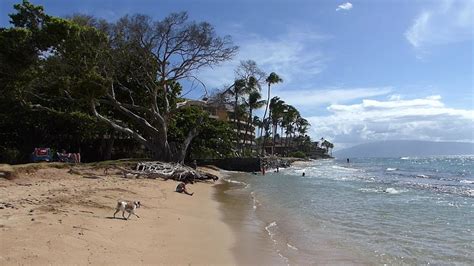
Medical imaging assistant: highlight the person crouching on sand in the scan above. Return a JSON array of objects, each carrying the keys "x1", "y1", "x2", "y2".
[{"x1": 176, "y1": 182, "x2": 194, "y2": 196}]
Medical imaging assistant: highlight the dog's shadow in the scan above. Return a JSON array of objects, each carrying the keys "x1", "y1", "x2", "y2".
[{"x1": 105, "y1": 216, "x2": 127, "y2": 220}]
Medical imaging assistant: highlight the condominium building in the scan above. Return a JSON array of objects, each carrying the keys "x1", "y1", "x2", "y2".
[{"x1": 178, "y1": 99, "x2": 256, "y2": 148}]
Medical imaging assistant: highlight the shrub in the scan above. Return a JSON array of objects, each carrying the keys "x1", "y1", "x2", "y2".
[{"x1": 288, "y1": 151, "x2": 306, "y2": 158}]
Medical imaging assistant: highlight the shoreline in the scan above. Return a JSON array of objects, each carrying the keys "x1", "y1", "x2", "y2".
[
  {"x1": 0, "y1": 166, "x2": 236, "y2": 265},
  {"x1": 218, "y1": 169, "x2": 377, "y2": 265},
  {"x1": 214, "y1": 172, "x2": 285, "y2": 265}
]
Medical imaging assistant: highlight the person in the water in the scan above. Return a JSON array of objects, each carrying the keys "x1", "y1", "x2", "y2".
[
  {"x1": 347, "y1": 158, "x2": 350, "y2": 163},
  {"x1": 302, "y1": 172, "x2": 305, "y2": 177}
]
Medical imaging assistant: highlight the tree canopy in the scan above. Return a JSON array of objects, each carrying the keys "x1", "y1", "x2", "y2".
[
  {"x1": 0, "y1": 1, "x2": 331, "y2": 163},
  {"x1": 1, "y1": 1, "x2": 238, "y2": 163}
]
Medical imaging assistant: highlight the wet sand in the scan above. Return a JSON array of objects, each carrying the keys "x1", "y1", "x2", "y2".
[{"x1": 214, "y1": 172, "x2": 285, "y2": 265}]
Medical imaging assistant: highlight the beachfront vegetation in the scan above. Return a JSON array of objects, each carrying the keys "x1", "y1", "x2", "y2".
[
  {"x1": 260, "y1": 72, "x2": 283, "y2": 154},
  {"x1": 0, "y1": 1, "x2": 331, "y2": 164},
  {"x1": 1, "y1": 1, "x2": 237, "y2": 163}
]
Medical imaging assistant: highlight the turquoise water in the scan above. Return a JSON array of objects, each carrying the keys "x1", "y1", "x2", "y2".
[{"x1": 226, "y1": 156, "x2": 474, "y2": 265}]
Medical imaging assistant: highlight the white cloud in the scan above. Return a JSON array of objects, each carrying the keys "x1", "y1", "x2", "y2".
[
  {"x1": 196, "y1": 26, "x2": 328, "y2": 89},
  {"x1": 307, "y1": 95, "x2": 474, "y2": 149},
  {"x1": 388, "y1": 94, "x2": 402, "y2": 101},
  {"x1": 336, "y1": 2, "x2": 353, "y2": 11},
  {"x1": 405, "y1": 0, "x2": 473, "y2": 49},
  {"x1": 273, "y1": 87, "x2": 392, "y2": 108}
]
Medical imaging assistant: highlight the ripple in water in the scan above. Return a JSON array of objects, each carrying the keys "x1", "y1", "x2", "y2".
[{"x1": 240, "y1": 156, "x2": 474, "y2": 265}]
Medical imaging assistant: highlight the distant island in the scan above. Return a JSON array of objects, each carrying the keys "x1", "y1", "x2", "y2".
[{"x1": 334, "y1": 140, "x2": 474, "y2": 158}]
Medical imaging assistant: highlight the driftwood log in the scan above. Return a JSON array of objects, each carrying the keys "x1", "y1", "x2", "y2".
[
  {"x1": 111, "y1": 162, "x2": 218, "y2": 183},
  {"x1": 68, "y1": 162, "x2": 219, "y2": 183}
]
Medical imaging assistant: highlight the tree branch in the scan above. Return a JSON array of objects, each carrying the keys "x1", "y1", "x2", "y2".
[
  {"x1": 103, "y1": 94, "x2": 161, "y2": 136},
  {"x1": 177, "y1": 117, "x2": 202, "y2": 163},
  {"x1": 90, "y1": 100, "x2": 152, "y2": 150}
]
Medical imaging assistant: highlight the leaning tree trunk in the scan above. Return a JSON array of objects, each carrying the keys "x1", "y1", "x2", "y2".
[
  {"x1": 260, "y1": 83, "x2": 271, "y2": 155},
  {"x1": 175, "y1": 118, "x2": 202, "y2": 163},
  {"x1": 103, "y1": 130, "x2": 115, "y2": 160},
  {"x1": 271, "y1": 122, "x2": 278, "y2": 155}
]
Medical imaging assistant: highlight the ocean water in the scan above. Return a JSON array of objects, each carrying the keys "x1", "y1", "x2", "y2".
[{"x1": 223, "y1": 156, "x2": 474, "y2": 265}]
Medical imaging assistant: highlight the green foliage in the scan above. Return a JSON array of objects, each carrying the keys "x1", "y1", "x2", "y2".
[
  {"x1": 265, "y1": 72, "x2": 283, "y2": 85},
  {"x1": 288, "y1": 151, "x2": 307, "y2": 158},
  {"x1": 0, "y1": 1, "x2": 248, "y2": 163},
  {"x1": 189, "y1": 118, "x2": 236, "y2": 159},
  {"x1": 0, "y1": 96, "x2": 111, "y2": 163},
  {"x1": 168, "y1": 106, "x2": 235, "y2": 159},
  {"x1": 9, "y1": 0, "x2": 49, "y2": 30}
]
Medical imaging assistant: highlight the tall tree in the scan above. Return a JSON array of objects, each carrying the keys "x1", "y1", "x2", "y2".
[
  {"x1": 282, "y1": 105, "x2": 299, "y2": 155},
  {"x1": 234, "y1": 60, "x2": 266, "y2": 83},
  {"x1": 269, "y1": 97, "x2": 285, "y2": 155},
  {"x1": 243, "y1": 90, "x2": 266, "y2": 153},
  {"x1": 3, "y1": 2, "x2": 238, "y2": 162},
  {"x1": 260, "y1": 72, "x2": 282, "y2": 155},
  {"x1": 101, "y1": 13, "x2": 238, "y2": 162},
  {"x1": 228, "y1": 78, "x2": 247, "y2": 147},
  {"x1": 227, "y1": 60, "x2": 264, "y2": 152}
]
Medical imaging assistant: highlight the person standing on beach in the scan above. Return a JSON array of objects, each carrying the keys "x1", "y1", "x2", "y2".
[{"x1": 347, "y1": 158, "x2": 350, "y2": 163}]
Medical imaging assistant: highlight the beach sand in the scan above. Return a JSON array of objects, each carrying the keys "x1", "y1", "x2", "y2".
[{"x1": 0, "y1": 165, "x2": 235, "y2": 265}]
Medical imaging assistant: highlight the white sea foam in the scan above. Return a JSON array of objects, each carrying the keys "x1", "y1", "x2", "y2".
[
  {"x1": 359, "y1": 188, "x2": 380, "y2": 193},
  {"x1": 416, "y1": 174, "x2": 430, "y2": 179},
  {"x1": 276, "y1": 251, "x2": 290, "y2": 266},
  {"x1": 332, "y1": 165, "x2": 359, "y2": 171},
  {"x1": 224, "y1": 179, "x2": 248, "y2": 186},
  {"x1": 264, "y1": 222, "x2": 290, "y2": 265},
  {"x1": 460, "y1": 180, "x2": 474, "y2": 184},
  {"x1": 265, "y1": 221, "x2": 278, "y2": 243},
  {"x1": 400, "y1": 157, "x2": 410, "y2": 160},
  {"x1": 287, "y1": 243, "x2": 298, "y2": 250},
  {"x1": 250, "y1": 192, "x2": 260, "y2": 209},
  {"x1": 467, "y1": 190, "x2": 474, "y2": 197},
  {"x1": 386, "y1": 168, "x2": 398, "y2": 171},
  {"x1": 384, "y1": 188, "x2": 401, "y2": 194}
]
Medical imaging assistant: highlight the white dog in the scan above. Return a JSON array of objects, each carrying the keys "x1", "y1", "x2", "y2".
[{"x1": 114, "y1": 200, "x2": 140, "y2": 220}]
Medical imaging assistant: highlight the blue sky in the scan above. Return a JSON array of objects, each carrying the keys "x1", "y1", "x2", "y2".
[{"x1": 2, "y1": 0, "x2": 473, "y2": 149}]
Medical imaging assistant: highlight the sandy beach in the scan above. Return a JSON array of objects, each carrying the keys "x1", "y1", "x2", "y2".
[{"x1": 0, "y1": 164, "x2": 235, "y2": 265}]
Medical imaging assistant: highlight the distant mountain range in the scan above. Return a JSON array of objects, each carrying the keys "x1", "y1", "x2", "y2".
[{"x1": 333, "y1": 140, "x2": 474, "y2": 158}]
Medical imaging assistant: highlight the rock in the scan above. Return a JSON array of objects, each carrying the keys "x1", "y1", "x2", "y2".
[{"x1": 0, "y1": 164, "x2": 16, "y2": 180}]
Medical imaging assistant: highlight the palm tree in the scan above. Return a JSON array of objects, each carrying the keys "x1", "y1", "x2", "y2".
[
  {"x1": 328, "y1": 142, "x2": 334, "y2": 156},
  {"x1": 321, "y1": 139, "x2": 333, "y2": 155},
  {"x1": 260, "y1": 72, "x2": 283, "y2": 155},
  {"x1": 269, "y1": 97, "x2": 285, "y2": 155},
  {"x1": 282, "y1": 105, "x2": 299, "y2": 154},
  {"x1": 229, "y1": 77, "x2": 258, "y2": 149},
  {"x1": 243, "y1": 91, "x2": 266, "y2": 153},
  {"x1": 294, "y1": 117, "x2": 309, "y2": 149},
  {"x1": 230, "y1": 78, "x2": 246, "y2": 136},
  {"x1": 296, "y1": 117, "x2": 309, "y2": 136}
]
